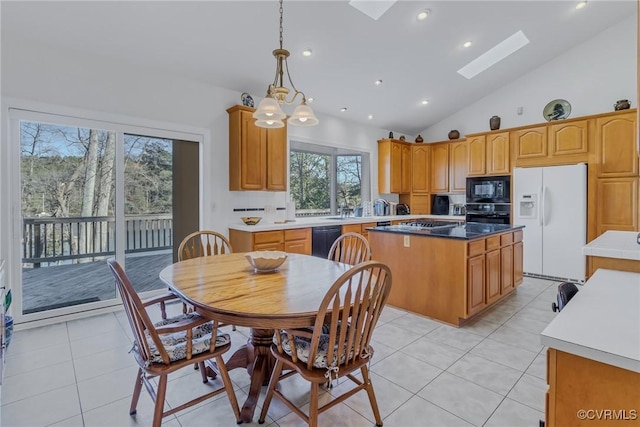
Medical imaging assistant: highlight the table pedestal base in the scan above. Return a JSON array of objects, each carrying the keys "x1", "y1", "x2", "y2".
[{"x1": 207, "y1": 328, "x2": 275, "y2": 423}]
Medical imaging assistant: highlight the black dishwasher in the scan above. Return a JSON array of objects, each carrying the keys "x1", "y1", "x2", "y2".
[{"x1": 312, "y1": 225, "x2": 342, "y2": 258}]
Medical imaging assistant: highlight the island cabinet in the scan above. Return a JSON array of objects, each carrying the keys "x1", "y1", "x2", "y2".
[
  {"x1": 378, "y1": 139, "x2": 411, "y2": 194},
  {"x1": 227, "y1": 105, "x2": 287, "y2": 191},
  {"x1": 466, "y1": 132, "x2": 509, "y2": 176},
  {"x1": 229, "y1": 228, "x2": 311, "y2": 254},
  {"x1": 466, "y1": 230, "x2": 522, "y2": 317},
  {"x1": 368, "y1": 227, "x2": 523, "y2": 326}
]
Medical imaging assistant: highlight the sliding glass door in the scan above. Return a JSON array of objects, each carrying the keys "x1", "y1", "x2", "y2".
[{"x1": 12, "y1": 110, "x2": 200, "y2": 323}]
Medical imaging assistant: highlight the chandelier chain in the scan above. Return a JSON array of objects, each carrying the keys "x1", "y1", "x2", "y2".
[{"x1": 279, "y1": 0, "x2": 284, "y2": 50}]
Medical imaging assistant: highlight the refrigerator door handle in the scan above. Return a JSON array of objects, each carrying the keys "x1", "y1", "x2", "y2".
[
  {"x1": 538, "y1": 186, "x2": 544, "y2": 226},
  {"x1": 541, "y1": 185, "x2": 547, "y2": 226}
]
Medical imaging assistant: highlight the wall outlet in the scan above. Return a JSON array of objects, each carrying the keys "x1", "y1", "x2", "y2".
[
  {"x1": 517, "y1": 106, "x2": 524, "y2": 115},
  {"x1": 403, "y1": 235, "x2": 410, "y2": 247}
]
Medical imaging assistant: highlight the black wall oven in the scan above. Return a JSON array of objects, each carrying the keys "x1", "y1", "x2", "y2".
[{"x1": 466, "y1": 176, "x2": 511, "y2": 224}]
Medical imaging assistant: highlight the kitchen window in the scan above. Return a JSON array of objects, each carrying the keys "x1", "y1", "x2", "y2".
[{"x1": 289, "y1": 141, "x2": 370, "y2": 217}]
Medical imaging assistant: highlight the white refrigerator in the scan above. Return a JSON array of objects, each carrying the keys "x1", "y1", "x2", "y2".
[{"x1": 513, "y1": 164, "x2": 587, "y2": 282}]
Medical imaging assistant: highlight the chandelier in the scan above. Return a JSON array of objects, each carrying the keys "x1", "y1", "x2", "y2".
[{"x1": 253, "y1": 0, "x2": 319, "y2": 128}]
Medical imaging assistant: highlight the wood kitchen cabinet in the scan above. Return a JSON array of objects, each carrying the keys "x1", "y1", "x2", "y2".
[
  {"x1": 227, "y1": 105, "x2": 287, "y2": 191},
  {"x1": 486, "y1": 132, "x2": 510, "y2": 175},
  {"x1": 411, "y1": 144, "x2": 430, "y2": 193},
  {"x1": 430, "y1": 142, "x2": 450, "y2": 193},
  {"x1": 467, "y1": 135, "x2": 486, "y2": 176},
  {"x1": 467, "y1": 255, "x2": 486, "y2": 316},
  {"x1": 342, "y1": 222, "x2": 376, "y2": 241},
  {"x1": 229, "y1": 228, "x2": 312, "y2": 254},
  {"x1": 466, "y1": 132, "x2": 509, "y2": 176},
  {"x1": 596, "y1": 177, "x2": 639, "y2": 235},
  {"x1": 449, "y1": 140, "x2": 468, "y2": 192},
  {"x1": 596, "y1": 111, "x2": 638, "y2": 177},
  {"x1": 512, "y1": 118, "x2": 589, "y2": 168},
  {"x1": 378, "y1": 139, "x2": 411, "y2": 194}
]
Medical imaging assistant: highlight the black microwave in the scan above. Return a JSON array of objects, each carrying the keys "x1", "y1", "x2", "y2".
[{"x1": 466, "y1": 175, "x2": 510, "y2": 203}]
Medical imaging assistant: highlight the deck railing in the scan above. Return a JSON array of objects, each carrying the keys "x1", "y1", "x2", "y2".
[{"x1": 23, "y1": 214, "x2": 173, "y2": 267}]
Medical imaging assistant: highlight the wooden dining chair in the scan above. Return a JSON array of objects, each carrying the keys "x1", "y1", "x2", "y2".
[
  {"x1": 327, "y1": 232, "x2": 371, "y2": 265},
  {"x1": 107, "y1": 259, "x2": 242, "y2": 427},
  {"x1": 178, "y1": 230, "x2": 233, "y2": 261},
  {"x1": 178, "y1": 230, "x2": 237, "y2": 331},
  {"x1": 258, "y1": 261, "x2": 392, "y2": 427}
]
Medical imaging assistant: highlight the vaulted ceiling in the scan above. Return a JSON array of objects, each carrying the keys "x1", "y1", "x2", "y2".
[{"x1": 2, "y1": 1, "x2": 636, "y2": 135}]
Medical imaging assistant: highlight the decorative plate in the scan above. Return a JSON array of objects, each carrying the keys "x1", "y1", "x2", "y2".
[
  {"x1": 543, "y1": 99, "x2": 571, "y2": 121},
  {"x1": 241, "y1": 92, "x2": 254, "y2": 108}
]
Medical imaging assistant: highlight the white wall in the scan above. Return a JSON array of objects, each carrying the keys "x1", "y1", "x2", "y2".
[
  {"x1": 0, "y1": 37, "x2": 389, "y2": 237},
  {"x1": 421, "y1": 16, "x2": 638, "y2": 141}
]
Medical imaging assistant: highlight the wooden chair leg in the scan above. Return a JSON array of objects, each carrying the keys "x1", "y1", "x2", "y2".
[
  {"x1": 152, "y1": 375, "x2": 168, "y2": 427},
  {"x1": 309, "y1": 382, "x2": 320, "y2": 427},
  {"x1": 129, "y1": 368, "x2": 143, "y2": 415},
  {"x1": 198, "y1": 361, "x2": 208, "y2": 383},
  {"x1": 215, "y1": 355, "x2": 242, "y2": 424},
  {"x1": 361, "y1": 365, "x2": 383, "y2": 427},
  {"x1": 258, "y1": 360, "x2": 285, "y2": 424}
]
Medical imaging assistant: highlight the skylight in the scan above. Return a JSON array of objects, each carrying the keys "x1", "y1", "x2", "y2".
[
  {"x1": 348, "y1": 0, "x2": 397, "y2": 21},
  {"x1": 457, "y1": 30, "x2": 530, "y2": 79}
]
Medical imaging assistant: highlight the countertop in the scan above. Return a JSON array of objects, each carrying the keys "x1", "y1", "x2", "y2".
[
  {"x1": 540, "y1": 269, "x2": 640, "y2": 373},
  {"x1": 582, "y1": 230, "x2": 640, "y2": 260},
  {"x1": 228, "y1": 214, "x2": 465, "y2": 232},
  {"x1": 368, "y1": 222, "x2": 524, "y2": 240}
]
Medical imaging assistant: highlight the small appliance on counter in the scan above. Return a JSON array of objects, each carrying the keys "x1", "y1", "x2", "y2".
[
  {"x1": 431, "y1": 195, "x2": 450, "y2": 215},
  {"x1": 373, "y1": 199, "x2": 390, "y2": 216},
  {"x1": 396, "y1": 203, "x2": 410, "y2": 215}
]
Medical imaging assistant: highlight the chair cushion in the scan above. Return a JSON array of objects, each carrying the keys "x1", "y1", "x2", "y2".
[
  {"x1": 146, "y1": 313, "x2": 230, "y2": 364},
  {"x1": 276, "y1": 324, "x2": 353, "y2": 369}
]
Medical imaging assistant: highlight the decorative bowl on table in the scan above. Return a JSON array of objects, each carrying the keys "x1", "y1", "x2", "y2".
[
  {"x1": 245, "y1": 250, "x2": 288, "y2": 272},
  {"x1": 242, "y1": 216, "x2": 262, "y2": 226}
]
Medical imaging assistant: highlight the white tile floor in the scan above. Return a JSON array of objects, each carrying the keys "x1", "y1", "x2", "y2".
[{"x1": 2, "y1": 276, "x2": 559, "y2": 427}]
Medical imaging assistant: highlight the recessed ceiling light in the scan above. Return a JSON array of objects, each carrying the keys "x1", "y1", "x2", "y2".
[
  {"x1": 307, "y1": 97, "x2": 314, "y2": 103},
  {"x1": 368, "y1": 114, "x2": 374, "y2": 120},
  {"x1": 575, "y1": 1, "x2": 587, "y2": 10},
  {"x1": 457, "y1": 30, "x2": 530, "y2": 79},
  {"x1": 340, "y1": 107, "x2": 348, "y2": 112},
  {"x1": 302, "y1": 49, "x2": 312, "y2": 57},
  {"x1": 463, "y1": 41, "x2": 473, "y2": 48},
  {"x1": 374, "y1": 79, "x2": 383, "y2": 86},
  {"x1": 421, "y1": 100, "x2": 429, "y2": 105},
  {"x1": 417, "y1": 9, "x2": 430, "y2": 21}
]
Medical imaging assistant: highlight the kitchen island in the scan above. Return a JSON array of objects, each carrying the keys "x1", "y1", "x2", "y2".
[
  {"x1": 541, "y1": 269, "x2": 640, "y2": 426},
  {"x1": 368, "y1": 223, "x2": 524, "y2": 326}
]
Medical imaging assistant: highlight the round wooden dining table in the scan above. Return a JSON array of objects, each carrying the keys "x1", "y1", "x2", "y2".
[{"x1": 159, "y1": 252, "x2": 351, "y2": 423}]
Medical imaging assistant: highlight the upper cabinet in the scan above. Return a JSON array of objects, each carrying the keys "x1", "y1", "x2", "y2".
[
  {"x1": 449, "y1": 140, "x2": 468, "y2": 192},
  {"x1": 486, "y1": 132, "x2": 510, "y2": 175},
  {"x1": 467, "y1": 132, "x2": 509, "y2": 176},
  {"x1": 378, "y1": 139, "x2": 411, "y2": 194},
  {"x1": 227, "y1": 105, "x2": 287, "y2": 191},
  {"x1": 430, "y1": 142, "x2": 450, "y2": 193},
  {"x1": 411, "y1": 144, "x2": 430, "y2": 193},
  {"x1": 467, "y1": 135, "x2": 486, "y2": 176},
  {"x1": 512, "y1": 118, "x2": 589, "y2": 167},
  {"x1": 596, "y1": 111, "x2": 638, "y2": 177}
]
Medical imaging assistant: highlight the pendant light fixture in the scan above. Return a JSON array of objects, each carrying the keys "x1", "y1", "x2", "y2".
[{"x1": 253, "y1": 0, "x2": 319, "y2": 128}]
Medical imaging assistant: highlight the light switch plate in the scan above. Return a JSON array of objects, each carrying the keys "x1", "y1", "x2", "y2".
[{"x1": 403, "y1": 235, "x2": 410, "y2": 247}]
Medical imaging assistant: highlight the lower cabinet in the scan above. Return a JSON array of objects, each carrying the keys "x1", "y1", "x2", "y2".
[
  {"x1": 465, "y1": 230, "x2": 523, "y2": 317},
  {"x1": 229, "y1": 228, "x2": 311, "y2": 254},
  {"x1": 342, "y1": 222, "x2": 376, "y2": 241}
]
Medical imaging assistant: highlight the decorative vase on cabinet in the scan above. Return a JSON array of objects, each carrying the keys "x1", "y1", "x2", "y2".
[
  {"x1": 490, "y1": 116, "x2": 501, "y2": 131},
  {"x1": 448, "y1": 130, "x2": 460, "y2": 140}
]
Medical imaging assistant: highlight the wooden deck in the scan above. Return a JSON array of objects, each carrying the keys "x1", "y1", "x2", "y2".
[{"x1": 21, "y1": 252, "x2": 173, "y2": 314}]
